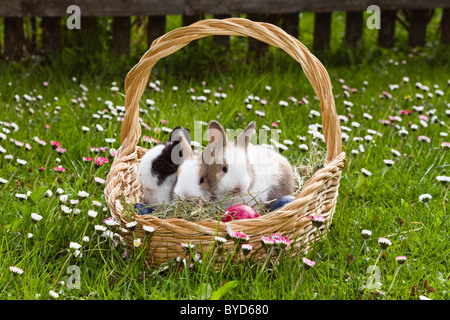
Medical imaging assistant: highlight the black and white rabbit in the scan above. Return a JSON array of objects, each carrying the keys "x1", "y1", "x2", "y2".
[{"x1": 138, "y1": 126, "x2": 191, "y2": 205}]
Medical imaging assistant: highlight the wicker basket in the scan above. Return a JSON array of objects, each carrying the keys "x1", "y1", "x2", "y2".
[{"x1": 104, "y1": 18, "x2": 346, "y2": 269}]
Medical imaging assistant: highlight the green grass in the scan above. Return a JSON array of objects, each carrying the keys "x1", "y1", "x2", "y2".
[{"x1": 0, "y1": 13, "x2": 449, "y2": 301}]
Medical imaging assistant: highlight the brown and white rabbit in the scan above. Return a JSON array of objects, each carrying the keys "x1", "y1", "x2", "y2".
[
  {"x1": 204, "y1": 120, "x2": 294, "y2": 209},
  {"x1": 172, "y1": 130, "x2": 210, "y2": 200},
  {"x1": 137, "y1": 126, "x2": 190, "y2": 205}
]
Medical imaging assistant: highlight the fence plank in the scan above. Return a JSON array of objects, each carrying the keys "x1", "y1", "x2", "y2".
[
  {"x1": 213, "y1": 14, "x2": 232, "y2": 49},
  {"x1": 0, "y1": 1, "x2": 446, "y2": 17},
  {"x1": 112, "y1": 17, "x2": 130, "y2": 56},
  {"x1": 313, "y1": 12, "x2": 332, "y2": 51},
  {"x1": 75, "y1": 16, "x2": 98, "y2": 48},
  {"x1": 409, "y1": 9, "x2": 431, "y2": 47},
  {"x1": 4, "y1": 17, "x2": 26, "y2": 60},
  {"x1": 281, "y1": 13, "x2": 299, "y2": 39},
  {"x1": 147, "y1": 15, "x2": 166, "y2": 47},
  {"x1": 247, "y1": 14, "x2": 281, "y2": 56},
  {"x1": 441, "y1": 8, "x2": 450, "y2": 45},
  {"x1": 41, "y1": 17, "x2": 61, "y2": 55},
  {"x1": 344, "y1": 11, "x2": 363, "y2": 48},
  {"x1": 378, "y1": 10, "x2": 396, "y2": 48}
]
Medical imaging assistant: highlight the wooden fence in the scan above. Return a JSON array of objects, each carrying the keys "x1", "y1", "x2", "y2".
[{"x1": 1, "y1": 0, "x2": 449, "y2": 61}]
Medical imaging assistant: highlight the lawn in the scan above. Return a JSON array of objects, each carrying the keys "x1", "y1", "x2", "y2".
[{"x1": 0, "y1": 12, "x2": 449, "y2": 301}]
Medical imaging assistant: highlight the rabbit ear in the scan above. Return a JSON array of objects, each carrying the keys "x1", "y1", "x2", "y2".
[
  {"x1": 208, "y1": 121, "x2": 227, "y2": 147},
  {"x1": 236, "y1": 121, "x2": 256, "y2": 150},
  {"x1": 205, "y1": 121, "x2": 227, "y2": 165},
  {"x1": 178, "y1": 131, "x2": 194, "y2": 160},
  {"x1": 170, "y1": 126, "x2": 191, "y2": 144}
]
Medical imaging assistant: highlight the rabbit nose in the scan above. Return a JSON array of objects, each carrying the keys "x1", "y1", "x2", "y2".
[
  {"x1": 183, "y1": 192, "x2": 190, "y2": 198},
  {"x1": 234, "y1": 184, "x2": 243, "y2": 192}
]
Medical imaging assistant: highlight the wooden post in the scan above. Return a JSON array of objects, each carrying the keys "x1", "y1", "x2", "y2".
[
  {"x1": 147, "y1": 15, "x2": 166, "y2": 47},
  {"x1": 247, "y1": 14, "x2": 280, "y2": 56},
  {"x1": 409, "y1": 9, "x2": 430, "y2": 47},
  {"x1": 4, "y1": 17, "x2": 26, "y2": 60},
  {"x1": 344, "y1": 11, "x2": 363, "y2": 48},
  {"x1": 281, "y1": 13, "x2": 299, "y2": 39},
  {"x1": 182, "y1": 15, "x2": 202, "y2": 47},
  {"x1": 112, "y1": 17, "x2": 131, "y2": 56},
  {"x1": 41, "y1": 17, "x2": 61, "y2": 55},
  {"x1": 213, "y1": 14, "x2": 232, "y2": 49},
  {"x1": 313, "y1": 12, "x2": 332, "y2": 51},
  {"x1": 75, "y1": 17, "x2": 98, "y2": 48},
  {"x1": 441, "y1": 8, "x2": 450, "y2": 45},
  {"x1": 378, "y1": 10, "x2": 396, "y2": 48}
]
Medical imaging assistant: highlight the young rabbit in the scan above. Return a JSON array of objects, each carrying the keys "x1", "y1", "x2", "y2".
[
  {"x1": 138, "y1": 126, "x2": 190, "y2": 205},
  {"x1": 172, "y1": 131, "x2": 210, "y2": 200},
  {"x1": 204, "y1": 120, "x2": 294, "y2": 209}
]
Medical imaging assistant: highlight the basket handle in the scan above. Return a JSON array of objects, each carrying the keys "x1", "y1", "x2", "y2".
[{"x1": 119, "y1": 18, "x2": 342, "y2": 163}]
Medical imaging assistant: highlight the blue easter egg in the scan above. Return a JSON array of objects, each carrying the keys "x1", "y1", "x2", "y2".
[
  {"x1": 270, "y1": 195, "x2": 295, "y2": 212},
  {"x1": 134, "y1": 203, "x2": 155, "y2": 215}
]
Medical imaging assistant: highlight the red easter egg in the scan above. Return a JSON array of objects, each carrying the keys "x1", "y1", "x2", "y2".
[{"x1": 222, "y1": 204, "x2": 259, "y2": 222}]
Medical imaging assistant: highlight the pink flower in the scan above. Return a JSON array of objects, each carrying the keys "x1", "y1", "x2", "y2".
[
  {"x1": 271, "y1": 122, "x2": 279, "y2": 128},
  {"x1": 45, "y1": 124, "x2": 50, "y2": 130},
  {"x1": 442, "y1": 142, "x2": 450, "y2": 149},
  {"x1": 310, "y1": 215, "x2": 326, "y2": 228},
  {"x1": 261, "y1": 236, "x2": 276, "y2": 247},
  {"x1": 94, "y1": 157, "x2": 109, "y2": 167},
  {"x1": 83, "y1": 157, "x2": 92, "y2": 162},
  {"x1": 56, "y1": 147, "x2": 67, "y2": 154},
  {"x1": 400, "y1": 110, "x2": 412, "y2": 116},
  {"x1": 43, "y1": 81, "x2": 49, "y2": 87},
  {"x1": 94, "y1": 177, "x2": 106, "y2": 184},
  {"x1": 160, "y1": 119, "x2": 167, "y2": 125},
  {"x1": 234, "y1": 231, "x2": 249, "y2": 242},
  {"x1": 50, "y1": 140, "x2": 60, "y2": 149},
  {"x1": 275, "y1": 236, "x2": 291, "y2": 248},
  {"x1": 97, "y1": 157, "x2": 109, "y2": 164},
  {"x1": 395, "y1": 256, "x2": 407, "y2": 265},
  {"x1": 419, "y1": 115, "x2": 429, "y2": 122},
  {"x1": 302, "y1": 258, "x2": 316, "y2": 269},
  {"x1": 54, "y1": 166, "x2": 66, "y2": 173},
  {"x1": 39, "y1": 167, "x2": 45, "y2": 171},
  {"x1": 418, "y1": 136, "x2": 431, "y2": 143}
]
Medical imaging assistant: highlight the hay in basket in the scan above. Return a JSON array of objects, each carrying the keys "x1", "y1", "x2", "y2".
[{"x1": 104, "y1": 18, "x2": 347, "y2": 269}]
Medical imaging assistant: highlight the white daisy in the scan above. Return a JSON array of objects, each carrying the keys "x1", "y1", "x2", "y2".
[
  {"x1": 87, "y1": 210, "x2": 98, "y2": 219},
  {"x1": 49, "y1": 290, "x2": 59, "y2": 299},
  {"x1": 143, "y1": 225, "x2": 155, "y2": 234},
  {"x1": 361, "y1": 168, "x2": 372, "y2": 177},
  {"x1": 378, "y1": 237, "x2": 392, "y2": 250},
  {"x1": 31, "y1": 212, "x2": 43, "y2": 222},
  {"x1": 9, "y1": 266, "x2": 24, "y2": 275},
  {"x1": 214, "y1": 236, "x2": 227, "y2": 245},
  {"x1": 361, "y1": 229, "x2": 372, "y2": 240},
  {"x1": 418, "y1": 194, "x2": 432, "y2": 203},
  {"x1": 69, "y1": 242, "x2": 81, "y2": 252},
  {"x1": 126, "y1": 221, "x2": 138, "y2": 230}
]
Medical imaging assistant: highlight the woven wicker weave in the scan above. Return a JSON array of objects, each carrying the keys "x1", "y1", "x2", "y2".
[{"x1": 104, "y1": 18, "x2": 346, "y2": 268}]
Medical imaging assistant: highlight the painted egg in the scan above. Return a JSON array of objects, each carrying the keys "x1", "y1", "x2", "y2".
[
  {"x1": 222, "y1": 204, "x2": 260, "y2": 222},
  {"x1": 270, "y1": 195, "x2": 295, "y2": 212},
  {"x1": 134, "y1": 203, "x2": 155, "y2": 215}
]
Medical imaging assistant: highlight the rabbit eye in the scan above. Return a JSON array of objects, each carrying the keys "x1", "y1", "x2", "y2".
[
  {"x1": 199, "y1": 177, "x2": 205, "y2": 184},
  {"x1": 222, "y1": 166, "x2": 228, "y2": 173},
  {"x1": 153, "y1": 161, "x2": 164, "y2": 170}
]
